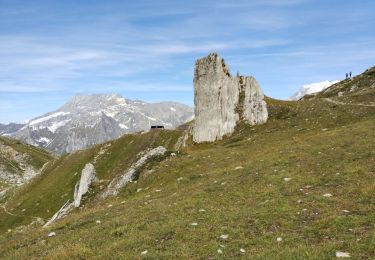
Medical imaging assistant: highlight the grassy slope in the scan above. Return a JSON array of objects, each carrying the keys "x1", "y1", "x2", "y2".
[
  {"x1": 0, "y1": 96, "x2": 374, "y2": 259},
  {"x1": 0, "y1": 136, "x2": 53, "y2": 175},
  {"x1": 0, "y1": 130, "x2": 182, "y2": 232}
]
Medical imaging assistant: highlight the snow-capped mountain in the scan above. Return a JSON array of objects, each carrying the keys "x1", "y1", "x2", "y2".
[
  {"x1": 6, "y1": 94, "x2": 194, "y2": 154},
  {"x1": 290, "y1": 80, "x2": 339, "y2": 100}
]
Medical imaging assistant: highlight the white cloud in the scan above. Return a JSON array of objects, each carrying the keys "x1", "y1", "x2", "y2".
[{"x1": 290, "y1": 80, "x2": 339, "y2": 100}]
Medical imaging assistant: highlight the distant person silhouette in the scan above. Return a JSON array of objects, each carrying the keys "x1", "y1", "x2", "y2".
[
  {"x1": 346, "y1": 73, "x2": 348, "y2": 79},
  {"x1": 349, "y1": 72, "x2": 352, "y2": 78}
]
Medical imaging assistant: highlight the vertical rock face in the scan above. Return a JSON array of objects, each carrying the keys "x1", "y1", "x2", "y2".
[
  {"x1": 193, "y1": 53, "x2": 268, "y2": 143},
  {"x1": 73, "y1": 163, "x2": 97, "y2": 207}
]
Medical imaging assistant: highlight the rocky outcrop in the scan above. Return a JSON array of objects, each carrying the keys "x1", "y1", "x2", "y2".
[
  {"x1": 73, "y1": 163, "x2": 97, "y2": 207},
  {"x1": 101, "y1": 146, "x2": 167, "y2": 198},
  {"x1": 44, "y1": 163, "x2": 97, "y2": 227},
  {"x1": 193, "y1": 53, "x2": 268, "y2": 143}
]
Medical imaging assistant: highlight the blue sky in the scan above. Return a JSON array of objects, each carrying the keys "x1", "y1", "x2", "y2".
[{"x1": 0, "y1": 0, "x2": 374, "y2": 123}]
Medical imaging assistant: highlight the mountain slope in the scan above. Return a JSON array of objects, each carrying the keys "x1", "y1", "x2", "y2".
[
  {"x1": 9, "y1": 94, "x2": 193, "y2": 154},
  {"x1": 0, "y1": 123, "x2": 24, "y2": 136},
  {"x1": 0, "y1": 136, "x2": 53, "y2": 194},
  {"x1": 315, "y1": 66, "x2": 375, "y2": 105},
  {"x1": 0, "y1": 128, "x2": 184, "y2": 230},
  {"x1": 0, "y1": 92, "x2": 374, "y2": 258}
]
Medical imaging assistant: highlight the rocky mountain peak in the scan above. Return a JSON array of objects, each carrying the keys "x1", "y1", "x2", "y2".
[
  {"x1": 193, "y1": 53, "x2": 268, "y2": 143},
  {"x1": 5, "y1": 94, "x2": 193, "y2": 154}
]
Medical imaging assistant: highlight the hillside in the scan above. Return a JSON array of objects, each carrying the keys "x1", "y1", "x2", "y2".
[
  {"x1": 304, "y1": 66, "x2": 375, "y2": 105},
  {"x1": 0, "y1": 136, "x2": 53, "y2": 194},
  {"x1": 0, "y1": 91, "x2": 374, "y2": 258}
]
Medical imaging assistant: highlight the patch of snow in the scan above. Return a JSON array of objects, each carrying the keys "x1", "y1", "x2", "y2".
[
  {"x1": 119, "y1": 123, "x2": 129, "y2": 129},
  {"x1": 38, "y1": 137, "x2": 51, "y2": 144},
  {"x1": 103, "y1": 111, "x2": 117, "y2": 118},
  {"x1": 29, "y1": 112, "x2": 70, "y2": 126},
  {"x1": 48, "y1": 119, "x2": 71, "y2": 133},
  {"x1": 290, "y1": 80, "x2": 339, "y2": 100}
]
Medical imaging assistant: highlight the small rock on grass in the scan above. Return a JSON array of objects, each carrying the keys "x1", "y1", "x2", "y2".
[
  {"x1": 190, "y1": 222, "x2": 198, "y2": 226},
  {"x1": 141, "y1": 250, "x2": 148, "y2": 255},
  {"x1": 277, "y1": 237, "x2": 282, "y2": 242},
  {"x1": 235, "y1": 166, "x2": 243, "y2": 170},
  {"x1": 217, "y1": 249, "x2": 223, "y2": 254},
  {"x1": 323, "y1": 193, "x2": 333, "y2": 197},
  {"x1": 220, "y1": 234, "x2": 229, "y2": 240},
  {"x1": 240, "y1": 248, "x2": 246, "y2": 253},
  {"x1": 96, "y1": 220, "x2": 101, "y2": 224},
  {"x1": 48, "y1": 232, "x2": 56, "y2": 237},
  {"x1": 335, "y1": 251, "x2": 350, "y2": 258},
  {"x1": 283, "y1": 177, "x2": 291, "y2": 182}
]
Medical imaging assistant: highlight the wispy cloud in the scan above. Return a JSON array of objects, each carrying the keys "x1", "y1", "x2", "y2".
[{"x1": 0, "y1": 0, "x2": 374, "y2": 122}]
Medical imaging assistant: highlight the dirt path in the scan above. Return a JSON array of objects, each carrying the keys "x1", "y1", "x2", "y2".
[{"x1": 324, "y1": 98, "x2": 375, "y2": 107}]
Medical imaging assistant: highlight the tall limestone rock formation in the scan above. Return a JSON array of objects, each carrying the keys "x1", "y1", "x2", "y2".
[{"x1": 193, "y1": 52, "x2": 268, "y2": 143}]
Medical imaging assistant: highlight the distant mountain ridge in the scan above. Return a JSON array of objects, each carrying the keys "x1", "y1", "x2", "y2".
[{"x1": 2, "y1": 94, "x2": 193, "y2": 154}]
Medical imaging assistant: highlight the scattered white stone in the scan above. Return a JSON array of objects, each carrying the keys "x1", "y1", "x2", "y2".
[
  {"x1": 335, "y1": 251, "x2": 350, "y2": 258},
  {"x1": 199, "y1": 209, "x2": 206, "y2": 212},
  {"x1": 21, "y1": 208, "x2": 26, "y2": 212},
  {"x1": 322, "y1": 128, "x2": 328, "y2": 131},
  {"x1": 235, "y1": 166, "x2": 243, "y2": 170},
  {"x1": 240, "y1": 248, "x2": 246, "y2": 253},
  {"x1": 220, "y1": 234, "x2": 229, "y2": 240},
  {"x1": 171, "y1": 153, "x2": 176, "y2": 157},
  {"x1": 7, "y1": 229, "x2": 11, "y2": 233},
  {"x1": 217, "y1": 249, "x2": 223, "y2": 254},
  {"x1": 137, "y1": 188, "x2": 142, "y2": 192},
  {"x1": 283, "y1": 177, "x2": 291, "y2": 182},
  {"x1": 190, "y1": 222, "x2": 198, "y2": 226},
  {"x1": 342, "y1": 210, "x2": 350, "y2": 213},
  {"x1": 96, "y1": 220, "x2": 101, "y2": 224},
  {"x1": 277, "y1": 237, "x2": 282, "y2": 242},
  {"x1": 107, "y1": 204, "x2": 113, "y2": 208},
  {"x1": 48, "y1": 232, "x2": 56, "y2": 237},
  {"x1": 155, "y1": 189, "x2": 162, "y2": 192},
  {"x1": 141, "y1": 250, "x2": 148, "y2": 255},
  {"x1": 121, "y1": 201, "x2": 126, "y2": 204},
  {"x1": 297, "y1": 199, "x2": 302, "y2": 204},
  {"x1": 219, "y1": 244, "x2": 225, "y2": 248},
  {"x1": 177, "y1": 177, "x2": 183, "y2": 181},
  {"x1": 323, "y1": 193, "x2": 333, "y2": 197}
]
